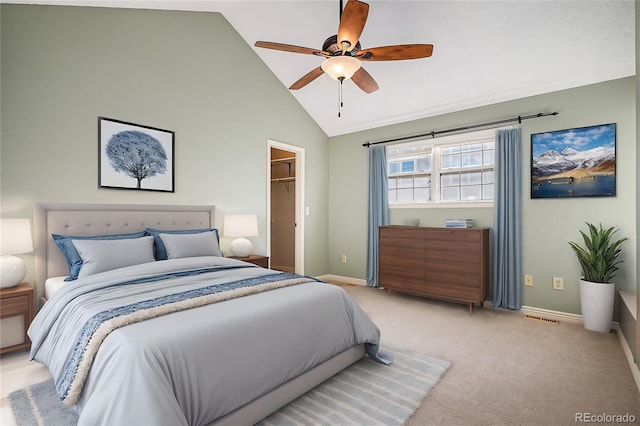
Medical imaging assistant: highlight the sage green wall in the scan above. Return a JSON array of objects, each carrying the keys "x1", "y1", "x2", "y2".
[
  {"x1": 329, "y1": 77, "x2": 637, "y2": 315},
  {"x1": 0, "y1": 5, "x2": 330, "y2": 282}
]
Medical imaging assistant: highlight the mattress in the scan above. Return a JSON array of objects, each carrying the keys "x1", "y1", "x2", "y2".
[{"x1": 44, "y1": 276, "x2": 67, "y2": 299}]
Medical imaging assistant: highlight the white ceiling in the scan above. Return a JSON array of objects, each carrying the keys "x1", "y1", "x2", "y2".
[{"x1": 6, "y1": 1, "x2": 636, "y2": 136}]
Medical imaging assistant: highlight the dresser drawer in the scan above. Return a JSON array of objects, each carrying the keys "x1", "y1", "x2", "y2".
[
  {"x1": 380, "y1": 226, "x2": 427, "y2": 240},
  {"x1": 425, "y1": 228, "x2": 482, "y2": 242}
]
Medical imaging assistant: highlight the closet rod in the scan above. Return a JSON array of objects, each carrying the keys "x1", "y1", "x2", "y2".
[{"x1": 362, "y1": 111, "x2": 558, "y2": 147}]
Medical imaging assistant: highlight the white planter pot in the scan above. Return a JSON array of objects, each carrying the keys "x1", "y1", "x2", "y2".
[{"x1": 579, "y1": 279, "x2": 615, "y2": 333}]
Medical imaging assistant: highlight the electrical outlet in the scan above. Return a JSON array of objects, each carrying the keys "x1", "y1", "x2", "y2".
[
  {"x1": 341, "y1": 255, "x2": 347, "y2": 264},
  {"x1": 552, "y1": 277, "x2": 564, "y2": 290},
  {"x1": 524, "y1": 274, "x2": 533, "y2": 287}
]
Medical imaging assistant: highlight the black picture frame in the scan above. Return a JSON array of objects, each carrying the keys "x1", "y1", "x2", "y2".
[
  {"x1": 98, "y1": 117, "x2": 175, "y2": 192},
  {"x1": 531, "y1": 123, "x2": 616, "y2": 199}
]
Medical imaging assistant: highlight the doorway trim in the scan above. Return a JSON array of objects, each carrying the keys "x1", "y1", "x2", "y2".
[{"x1": 267, "y1": 139, "x2": 305, "y2": 274}]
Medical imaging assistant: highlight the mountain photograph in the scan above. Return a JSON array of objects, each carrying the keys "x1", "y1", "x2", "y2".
[{"x1": 531, "y1": 123, "x2": 616, "y2": 198}]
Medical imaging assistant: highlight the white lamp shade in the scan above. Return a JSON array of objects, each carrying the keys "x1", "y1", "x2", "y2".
[
  {"x1": 321, "y1": 56, "x2": 361, "y2": 80},
  {"x1": 0, "y1": 218, "x2": 32, "y2": 288},
  {"x1": 224, "y1": 215, "x2": 258, "y2": 238},
  {"x1": 0, "y1": 218, "x2": 33, "y2": 255}
]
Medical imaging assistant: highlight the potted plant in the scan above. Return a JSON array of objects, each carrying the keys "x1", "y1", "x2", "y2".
[{"x1": 568, "y1": 222, "x2": 628, "y2": 333}]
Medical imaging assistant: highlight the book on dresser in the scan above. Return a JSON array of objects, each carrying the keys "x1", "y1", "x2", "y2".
[
  {"x1": 444, "y1": 219, "x2": 474, "y2": 228},
  {"x1": 378, "y1": 225, "x2": 489, "y2": 314}
]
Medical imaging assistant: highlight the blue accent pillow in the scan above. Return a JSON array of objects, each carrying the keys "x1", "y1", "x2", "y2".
[
  {"x1": 53, "y1": 231, "x2": 147, "y2": 281},
  {"x1": 145, "y1": 228, "x2": 222, "y2": 260}
]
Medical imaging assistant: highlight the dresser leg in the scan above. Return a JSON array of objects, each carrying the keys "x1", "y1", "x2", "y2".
[{"x1": 468, "y1": 303, "x2": 473, "y2": 315}]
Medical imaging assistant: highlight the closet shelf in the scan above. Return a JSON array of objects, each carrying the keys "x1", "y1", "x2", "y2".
[
  {"x1": 271, "y1": 156, "x2": 296, "y2": 164},
  {"x1": 271, "y1": 156, "x2": 296, "y2": 181},
  {"x1": 271, "y1": 177, "x2": 296, "y2": 183}
]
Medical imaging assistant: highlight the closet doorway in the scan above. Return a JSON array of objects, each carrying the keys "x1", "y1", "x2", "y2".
[{"x1": 267, "y1": 140, "x2": 305, "y2": 274}]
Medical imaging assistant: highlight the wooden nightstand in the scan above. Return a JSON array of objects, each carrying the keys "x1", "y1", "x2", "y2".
[
  {"x1": 229, "y1": 255, "x2": 269, "y2": 268},
  {"x1": 0, "y1": 283, "x2": 34, "y2": 354}
]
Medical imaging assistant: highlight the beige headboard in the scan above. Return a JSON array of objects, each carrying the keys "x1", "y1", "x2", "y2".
[{"x1": 33, "y1": 203, "x2": 215, "y2": 308}]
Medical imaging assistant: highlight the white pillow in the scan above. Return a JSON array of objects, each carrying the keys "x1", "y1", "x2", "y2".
[
  {"x1": 159, "y1": 231, "x2": 222, "y2": 259},
  {"x1": 72, "y1": 236, "x2": 155, "y2": 278}
]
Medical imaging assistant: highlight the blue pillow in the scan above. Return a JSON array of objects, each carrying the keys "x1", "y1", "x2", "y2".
[
  {"x1": 53, "y1": 231, "x2": 146, "y2": 281},
  {"x1": 145, "y1": 228, "x2": 222, "y2": 260}
]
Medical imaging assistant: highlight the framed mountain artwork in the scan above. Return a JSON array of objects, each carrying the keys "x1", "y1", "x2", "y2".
[{"x1": 530, "y1": 123, "x2": 616, "y2": 199}]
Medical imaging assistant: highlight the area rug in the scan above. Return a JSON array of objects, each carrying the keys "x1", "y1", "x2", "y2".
[{"x1": 9, "y1": 347, "x2": 450, "y2": 426}]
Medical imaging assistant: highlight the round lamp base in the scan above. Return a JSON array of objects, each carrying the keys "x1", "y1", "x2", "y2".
[
  {"x1": 230, "y1": 238, "x2": 252, "y2": 258},
  {"x1": 1, "y1": 255, "x2": 26, "y2": 289}
]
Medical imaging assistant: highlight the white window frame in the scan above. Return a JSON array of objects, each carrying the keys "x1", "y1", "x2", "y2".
[{"x1": 387, "y1": 127, "x2": 505, "y2": 209}]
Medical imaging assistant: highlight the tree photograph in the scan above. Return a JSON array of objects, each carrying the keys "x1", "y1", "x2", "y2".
[
  {"x1": 106, "y1": 130, "x2": 167, "y2": 189},
  {"x1": 99, "y1": 117, "x2": 174, "y2": 192}
]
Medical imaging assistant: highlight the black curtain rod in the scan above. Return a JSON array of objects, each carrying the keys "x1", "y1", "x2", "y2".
[{"x1": 362, "y1": 112, "x2": 559, "y2": 147}]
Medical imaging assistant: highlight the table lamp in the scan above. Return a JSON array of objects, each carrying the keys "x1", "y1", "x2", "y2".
[
  {"x1": 0, "y1": 218, "x2": 34, "y2": 288},
  {"x1": 224, "y1": 214, "x2": 258, "y2": 258}
]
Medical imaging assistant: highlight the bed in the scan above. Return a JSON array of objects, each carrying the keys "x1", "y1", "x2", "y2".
[{"x1": 29, "y1": 203, "x2": 387, "y2": 426}]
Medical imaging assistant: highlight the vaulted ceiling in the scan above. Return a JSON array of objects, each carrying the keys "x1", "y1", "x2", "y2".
[{"x1": 7, "y1": 1, "x2": 636, "y2": 136}]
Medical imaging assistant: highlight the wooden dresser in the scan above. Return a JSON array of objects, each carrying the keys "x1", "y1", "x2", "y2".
[{"x1": 379, "y1": 225, "x2": 490, "y2": 313}]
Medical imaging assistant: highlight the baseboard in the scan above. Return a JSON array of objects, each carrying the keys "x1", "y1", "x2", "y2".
[
  {"x1": 519, "y1": 305, "x2": 584, "y2": 324},
  {"x1": 316, "y1": 274, "x2": 367, "y2": 287},
  {"x1": 613, "y1": 323, "x2": 640, "y2": 394}
]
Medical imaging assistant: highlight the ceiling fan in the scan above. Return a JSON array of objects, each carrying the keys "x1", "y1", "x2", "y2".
[{"x1": 254, "y1": 0, "x2": 434, "y2": 95}]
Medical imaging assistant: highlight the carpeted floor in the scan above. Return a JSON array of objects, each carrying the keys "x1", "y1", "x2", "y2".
[
  {"x1": 9, "y1": 346, "x2": 450, "y2": 426},
  {"x1": 337, "y1": 284, "x2": 640, "y2": 426}
]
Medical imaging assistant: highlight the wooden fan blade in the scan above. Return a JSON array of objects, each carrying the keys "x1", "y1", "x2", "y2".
[
  {"x1": 289, "y1": 66, "x2": 325, "y2": 90},
  {"x1": 351, "y1": 67, "x2": 378, "y2": 93},
  {"x1": 255, "y1": 41, "x2": 325, "y2": 56},
  {"x1": 337, "y1": 0, "x2": 369, "y2": 52},
  {"x1": 357, "y1": 44, "x2": 434, "y2": 61}
]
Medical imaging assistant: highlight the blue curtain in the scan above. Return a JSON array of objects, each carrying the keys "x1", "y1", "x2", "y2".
[
  {"x1": 491, "y1": 128, "x2": 522, "y2": 309},
  {"x1": 366, "y1": 146, "x2": 389, "y2": 287}
]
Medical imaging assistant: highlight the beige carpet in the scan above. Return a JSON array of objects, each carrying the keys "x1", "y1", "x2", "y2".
[{"x1": 337, "y1": 283, "x2": 640, "y2": 426}]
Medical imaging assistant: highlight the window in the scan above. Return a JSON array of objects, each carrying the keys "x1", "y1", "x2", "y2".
[{"x1": 387, "y1": 128, "x2": 498, "y2": 206}]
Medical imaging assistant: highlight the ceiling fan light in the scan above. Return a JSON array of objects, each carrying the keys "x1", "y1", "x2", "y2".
[{"x1": 321, "y1": 56, "x2": 361, "y2": 80}]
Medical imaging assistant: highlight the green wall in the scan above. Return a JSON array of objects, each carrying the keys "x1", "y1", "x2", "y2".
[
  {"x1": 329, "y1": 77, "x2": 637, "y2": 315},
  {"x1": 0, "y1": 5, "x2": 330, "y2": 281}
]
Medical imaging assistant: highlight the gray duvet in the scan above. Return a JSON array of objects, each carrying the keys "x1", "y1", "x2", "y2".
[{"x1": 28, "y1": 257, "x2": 383, "y2": 425}]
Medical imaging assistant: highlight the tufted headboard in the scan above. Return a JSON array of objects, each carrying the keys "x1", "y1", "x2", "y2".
[{"x1": 33, "y1": 203, "x2": 215, "y2": 308}]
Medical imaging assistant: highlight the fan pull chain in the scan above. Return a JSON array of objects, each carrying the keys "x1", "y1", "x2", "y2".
[{"x1": 338, "y1": 77, "x2": 345, "y2": 118}]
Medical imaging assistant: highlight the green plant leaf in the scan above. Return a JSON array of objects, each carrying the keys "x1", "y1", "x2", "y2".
[{"x1": 568, "y1": 222, "x2": 628, "y2": 283}]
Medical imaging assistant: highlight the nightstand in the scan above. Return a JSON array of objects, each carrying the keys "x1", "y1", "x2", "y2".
[
  {"x1": 229, "y1": 255, "x2": 269, "y2": 268},
  {"x1": 0, "y1": 283, "x2": 34, "y2": 354}
]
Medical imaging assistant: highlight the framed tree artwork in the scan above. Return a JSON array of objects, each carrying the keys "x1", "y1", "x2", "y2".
[
  {"x1": 531, "y1": 123, "x2": 616, "y2": 199},
  {"x1": 98, "y1": 117, "x2": 175, "y2": 192}
]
